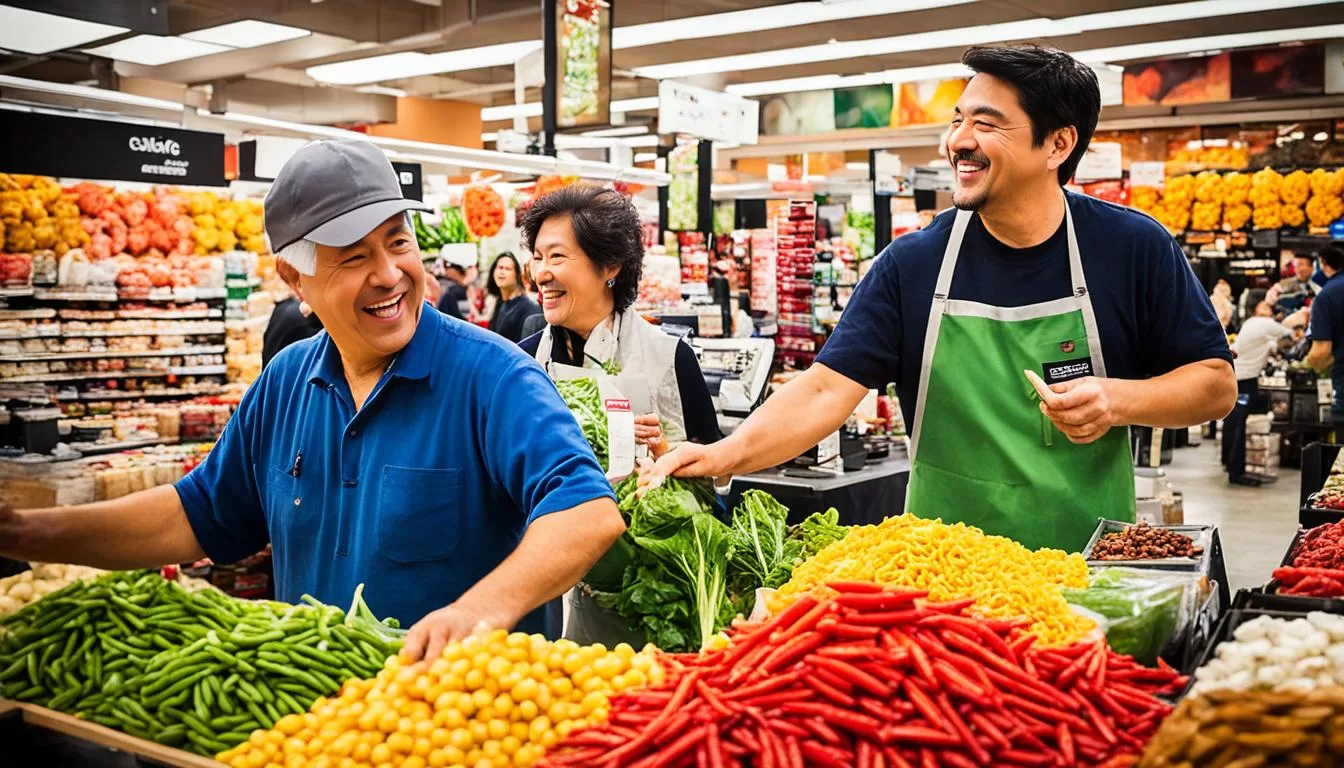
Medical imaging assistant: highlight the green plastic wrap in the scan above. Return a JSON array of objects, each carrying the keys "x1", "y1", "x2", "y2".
[{"x1": 1063, "y1": 567, "x2": 1201, "y2": 666}]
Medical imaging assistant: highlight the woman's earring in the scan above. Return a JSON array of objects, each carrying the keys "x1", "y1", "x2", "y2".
[
  {"x1": 299, "y1": 301, "x2": 313, "y2": 317},
  {"x1": 606, "y1": 278, "x2": 616, "y2": 288}
]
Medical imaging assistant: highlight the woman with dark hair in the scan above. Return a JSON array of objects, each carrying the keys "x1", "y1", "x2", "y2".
[
  {"x1": 519, "y1": 185, "x2": 718, "y2": 452},
  {"x1": 486, "y1": 251, "x2": 542, "y2": 343}
]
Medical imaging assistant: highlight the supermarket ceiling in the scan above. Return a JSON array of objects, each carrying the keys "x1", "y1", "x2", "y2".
[{"x1": 3, "y1": 0, "x2": 1344, "y2": 131}]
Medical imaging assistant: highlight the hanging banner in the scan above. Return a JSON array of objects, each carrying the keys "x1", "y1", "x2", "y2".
[
  {"x1": 3, "y1": 111, "x2": 226, "y2": 187},
  {"x1": 834, "y1": 85, "x2": 893, "y2": 130},
  {"x1": 897, "y1": 78, "x2": 968, "y2": 127},
  {"x1": 1123, "y1": 52, "x2": 1230, "y2": 106},
  {"x1": 554, "y1": 0, "x2": 612, "y2": 129},
  {"x1": 657, "y1": 81, "x2": 759, "y2": 145}
]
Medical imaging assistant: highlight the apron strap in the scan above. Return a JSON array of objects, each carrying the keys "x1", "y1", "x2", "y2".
[
  {"x1": 910, "y1": 209, "x2": 975, "y2": 461},
  {"x1": 1063, "y1": 201, "x2": 1109, "y2": 378}
]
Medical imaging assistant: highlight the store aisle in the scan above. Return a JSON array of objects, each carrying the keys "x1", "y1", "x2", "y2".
[{"x1": 1165, "y1": 438, "x2": 1300, "y2": 594}]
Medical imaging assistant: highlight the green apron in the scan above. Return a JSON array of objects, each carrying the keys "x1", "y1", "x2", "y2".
[{"x1": 905, "y1": 205, "x2": 1135, "y2": 552}]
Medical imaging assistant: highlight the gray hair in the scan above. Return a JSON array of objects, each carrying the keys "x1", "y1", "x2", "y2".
[{"x1": 272, "y1": 212, "x2": 415, "y2": 278}]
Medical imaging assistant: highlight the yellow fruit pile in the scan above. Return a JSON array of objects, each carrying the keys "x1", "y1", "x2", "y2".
[
  {"x1": 1280, "y1": 170, "x2": 1310, "y2": 207},
  {"x1": 216, "y1": 631, "x2": 664, "y2": 768},
  {"x1": 0, "y1": 173, "x2": 90, "y2": 255},
  {"x1": 1250, "y1": 169, "x2": 1284, "y2": 230},
  {"x1": 1307, "y1": 169, "x2": 1344, "y2": 228},
  {"x1": 767, "y1": 514, "x2": 1093, "y2": 647}
]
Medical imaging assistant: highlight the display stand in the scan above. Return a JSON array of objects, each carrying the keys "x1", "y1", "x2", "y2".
[
  {"x1": 726, "y1": 456, "x2": 910, "y2": 525},
  {"x1": 0, "y1": 700, "x2": 214, "y2": 768}
]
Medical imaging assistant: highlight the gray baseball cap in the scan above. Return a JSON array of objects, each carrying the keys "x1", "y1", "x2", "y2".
[{"x1": 264, "y1": 138, "x2": 430, "y2": 253}]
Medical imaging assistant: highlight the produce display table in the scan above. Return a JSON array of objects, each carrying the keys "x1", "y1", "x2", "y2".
[
  {"x1": 726, "y1": 455, "x2": 910, "y2": 525},
  {"x1": 0, "y1": 699, "x2": 216, "y2": 767}
]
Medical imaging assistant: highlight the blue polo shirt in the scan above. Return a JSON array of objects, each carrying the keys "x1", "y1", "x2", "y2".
[
  {"x1": 176, "y1": 305, "x2": 614, "y2": 629},
  {"x1": 1309, "y1": 274, "x2": 1344, "y2": 413}
]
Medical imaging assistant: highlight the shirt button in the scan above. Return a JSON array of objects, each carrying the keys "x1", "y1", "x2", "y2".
[
  {"x1": 293, "y1": 497, "x2": 301, "y2": 506},
  {"x1": 343, "y1": 479, "x2": 357, "y2": 488},
  {"x1": 348, "y1": 428, "x2": 357, "y2": 438}
]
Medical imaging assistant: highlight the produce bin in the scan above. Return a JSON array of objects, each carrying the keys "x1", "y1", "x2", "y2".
[
  {"x1": 1083, "y1": 519, "x2": 1229, "y2": 611},
  {"x1": 1175, "y1": 583, "x2": 1223, "y2": 676},
  {"x1": 1300, "y1": 442, "x2": 1343, "y2": 508},
  {"x1": 0, "y1": 700, "x2": 215, "y2": 767},
  {"x1": 1181, "y1": 606, "x2": 1316, "y2": 698},
  {"x1": 1233, "y1": 588, "x2": 1344, "y2": 615}
]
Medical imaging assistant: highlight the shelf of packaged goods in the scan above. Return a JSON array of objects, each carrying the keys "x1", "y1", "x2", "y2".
[
  {"x1": 115, "y1": 310, "x2": 224, "y2": 321},
  {"x1": 4, "y1": 345, "x2": 225, "y2": 362},
  {"x1": 32, "y1": 288, "x2": 228, "y2": 302},
  {"x1": 61, "y1": 325, "x2": 227, "y2": 338},
  {"x1": 0, "y1": 309, "x2": 56, "y2": 320},
  {"x1": 65, "y1": 436, "x2": 182, "y2": 457},
  {"x1": 56, "y1": 387, "x2": 226, "y2": 402},
  {"x1": 0, "y1": 286, "x2": 35, "y2": 298},
  {"x1": 0, "y1": 367, "x2": 227, "y2": 384},
  {"x1": 0, "y1": 329, "x2": 62, "y2": 340}
]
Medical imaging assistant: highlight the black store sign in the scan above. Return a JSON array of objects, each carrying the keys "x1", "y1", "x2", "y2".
[
  {"x1": 2, "y1": 111, "x2": 226, "y2": 187},
  {"x1": 390, "y1": 162, "x2": 424, "y2": 202}
]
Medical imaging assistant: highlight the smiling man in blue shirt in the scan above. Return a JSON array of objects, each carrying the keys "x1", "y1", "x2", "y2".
[{"x1": 0, "y1": 140, "x2": 624, "y2": 663}]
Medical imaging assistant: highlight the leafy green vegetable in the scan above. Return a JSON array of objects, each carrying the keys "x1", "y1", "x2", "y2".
[
  {"x1": 555, "y1": 377, "x2": 607, "y2": 471},
  {"x1": 628, "y1": 497, "x2": 734, "y2": 651},
  {"x1": 728, "y1": 490, "x2": 799, "y2": 592},
  {"x1": 1062, "y1": 568, "x2": 1192, "y2": 666},
  {"x1": 791, "y1": 508, "x2": 848, "y2": 561}
]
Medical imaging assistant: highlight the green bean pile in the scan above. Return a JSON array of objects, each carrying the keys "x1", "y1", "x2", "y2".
[
  {"x1": 555, "y1": 376, "x2": 609, "y2": 471},
  {"x1": 0, "y1": 570, "x2": 402, "y2": 756}
]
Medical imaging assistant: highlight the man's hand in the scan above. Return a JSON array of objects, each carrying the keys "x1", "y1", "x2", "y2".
[
  {"x1": 402, "y1": 603, "x2": 505, "y2": 664},
  {"x1": 633, "y1": 414, "x2": 668, "y2": 459},
  {"x1": 1035, "y1": 376, "x2": 1119, "y2": 445},
  {"x1": 0, "y1": 500, "x2": 17, "y2": 558},
  {"x1": 644, "y1": 441, "x2": 730, "y2": 488}
]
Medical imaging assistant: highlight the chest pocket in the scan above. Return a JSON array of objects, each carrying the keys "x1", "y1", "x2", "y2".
[
  {"x1": 377, "y1": 466, "x2": 463, "y2": 563},
  {"x1": 265, "y1": 466, "x2": 319, "y2": 543}
]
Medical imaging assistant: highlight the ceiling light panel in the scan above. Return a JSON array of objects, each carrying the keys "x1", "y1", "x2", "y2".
[
  {"x1": 0, "y1": 6, "x2": 128, "y2": 55},
  {"x1": 635, "y1": 0, "x2": 1340, "y2": 80},
  {"x1": 611, "y1": 0, "x2": 974, "y2": 49},
  {"x1": 181, "y1": 20, "x2": 310, "y2": 48},
  {"x1": 84, "y1": 35, "x2": 232, "y2": 66},
  {"x1": 1073, "y1": 23, "x2": 1344, "y2": 63},
  {"x1": 307, "y1": 41, "x2": 541, "y2": 85}
]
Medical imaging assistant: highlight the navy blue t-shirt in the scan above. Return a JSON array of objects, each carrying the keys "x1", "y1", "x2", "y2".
[
  {"x1": 1309, "y1": 275, "x2": 1344, "y2": 412},
  {"x1": 817, "y1": 192, "x2": 1232, "y2": 427}
]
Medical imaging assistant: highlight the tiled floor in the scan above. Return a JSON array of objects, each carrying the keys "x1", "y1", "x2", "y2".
[{"x1": 1166, "y1": 436, "x2": 1301, "y2": 593}]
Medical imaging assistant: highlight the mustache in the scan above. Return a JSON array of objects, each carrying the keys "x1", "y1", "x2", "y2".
[{"x1": 951, "y1": 150, "x2": 990, "y2": 166}]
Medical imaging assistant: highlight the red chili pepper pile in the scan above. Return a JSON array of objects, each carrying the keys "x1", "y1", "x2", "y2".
[
  {"x1": 539, "y1": 582, "x2": 1185, "y2": 768},
  {"x1": 1273, "y1": 521, "x2": 1344, "y2": 597}
]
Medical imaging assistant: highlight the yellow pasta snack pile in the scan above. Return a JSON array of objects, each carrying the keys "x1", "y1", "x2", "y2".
[{"x1": 769, "y1": 515, "x2": 1093, "y2": 647}]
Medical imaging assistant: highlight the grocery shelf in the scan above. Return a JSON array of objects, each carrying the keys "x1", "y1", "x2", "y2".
[
  {"x1": 0, "y1": 286, "x2": 35, "y2": 298},
  {"x1": 4, "y1": 345, "x2": 225, "y2": 362},
  {"x1": 32, "y1": 288, "x2": 229, "y2": 302},
  {"x1": 56, "y1": 387, "x2": 226, "y2": 402},
  {"x1": 0, "y1": 328, "x2": 62, "y2": 340},
  {"x1": 116, "y1": 310, "x2": 223, "y2": 320},
  {"x1": 0, "y1": 367, "x2": 227, "y2": 384},
  {"x1": 170, "y1": 365, "x2": 227, "y2": 376},
  {"x1": 32, "y1": 289, "x2": 120, "y2": 302},
  {"x1": 66, "y1": 436, "x2": 181, "y2": 457},
  {"x1": 61, "y1": 325, "x2": 227, "y2": 338}
]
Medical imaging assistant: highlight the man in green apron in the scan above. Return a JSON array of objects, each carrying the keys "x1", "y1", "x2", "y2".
[{"x1": 650, "y1": 45, "x2": 1236, "y2": 553}]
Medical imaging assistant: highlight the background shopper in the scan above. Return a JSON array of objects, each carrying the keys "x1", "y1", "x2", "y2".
[{"x1": 486, "y1": 252, "x2": 543, "y2": 343}]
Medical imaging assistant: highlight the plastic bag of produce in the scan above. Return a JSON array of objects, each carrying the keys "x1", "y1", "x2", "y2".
[
  {"x1": 552, "y1": 368, "x2": 636, "y2": 481},
  {"x1": 1063, "y1": 567, "x2": 1203, "y2": 666}
]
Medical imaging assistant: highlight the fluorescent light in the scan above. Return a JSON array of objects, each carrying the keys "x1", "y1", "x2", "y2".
[
  {"x1": 307, "y1": 41, "x2": 541, "y2": 85},
  {"x1": 635, "y1": 153, "x2": 658, "y2": 163},
  {"x1": 354, "y1": 85, "x2": 408, "y2": 97},
  {"x1": 85, "y1": 35, "x2": 231, "y2": 66},
  {"x1": 481, "y1": 102, "x2": 543, "y2": 121},
  {"x1": 0, "y1": 6, "x2": 127, "y2": 54},
  {"x1": 481, "y1": 132, "x2": 499, "y2": 142},
  {"x1": 1072, "y1": 24, "x2": 1344, "y2": 63},
  {"x1": 636, "y1": 0, "x2": 1338, "y2": 80},
  {"x1": 181, "y1": 20, "x2": 310, "y2": 48},
  {"x1": 612, "y1": 0, "x2": 974, "y2": 48},
  {"x1": 582, "y1": 125, "x2": 649, "y2": 137},
  {"x1": 614, "y1": 96, "x2": 659, "y2": 112},
  {"x1": 727, "y1": 21, "x2": 1344, "y2": 97}
]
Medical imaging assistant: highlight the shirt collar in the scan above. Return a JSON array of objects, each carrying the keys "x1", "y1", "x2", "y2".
[{"x1": 306, "y1": 304, "x2": 439, "y2": 388}]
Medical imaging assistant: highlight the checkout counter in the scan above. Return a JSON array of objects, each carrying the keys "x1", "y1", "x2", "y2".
[{"x1": 688, "y1": 336, "x2": 911, "y2": 525}]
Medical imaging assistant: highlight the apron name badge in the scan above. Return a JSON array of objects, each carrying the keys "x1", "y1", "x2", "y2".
[{"x1": 1041, "y1": 358, "x2": 1094, "y2": 386}]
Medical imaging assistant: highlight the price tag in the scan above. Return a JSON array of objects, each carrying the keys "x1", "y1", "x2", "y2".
[{"x1": 1130, "y1": 161, "x2": 1166, "y2": 188}]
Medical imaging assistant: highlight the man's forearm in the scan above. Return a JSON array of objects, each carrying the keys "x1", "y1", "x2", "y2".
[
  {"x1": 715, "y1": 364, "x2": 869, "y2": 476},
  {"x1": 451, "y1": 497, "x2": 625, "y2": 628},
  {"x1": 1, "y1": 485, "x2": 204, "y2": 569},
  {"x1": 1112, "y1": 360, "x2": 1237, "y2": 428}
]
